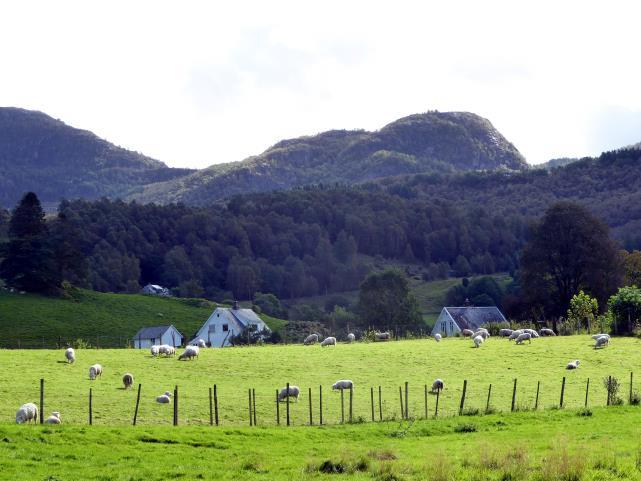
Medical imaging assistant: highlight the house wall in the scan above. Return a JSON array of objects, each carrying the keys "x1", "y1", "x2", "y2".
[
  {"x1": 194, "y1": 309, "x2": 239, "y2": 348},
  {"x1": 431, "y1": 309, "x2": 461, "y2": 337},
  {"x1": 133, "y1": 327, "x2": 183, "y2": 349}
]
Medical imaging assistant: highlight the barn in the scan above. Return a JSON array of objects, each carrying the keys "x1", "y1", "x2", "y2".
[
  {"x1": 431, "y1": 306, "x2": 507, "y2": 337},
  {"x1": 191, "y1": 301, "x2": 270, "y2": 347},
  {"x1": 132, "y1": 325, "x2": 184, "y2": 349}
]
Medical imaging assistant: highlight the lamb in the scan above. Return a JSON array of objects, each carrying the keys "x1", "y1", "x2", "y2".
[
  {"x1": 595, "y1": 335, "x2": 610, "y2": 349},
  {"x1": 150, "y1": 345, "x2": 160, "y2": 357},
  {"x1": 539, "y1": 328, "x2": 556, "y2": 336},
  {"x1": 566, "y1": 360, "x2": 580, "y2": 370},
  {"x1": 159, "y1": 345, "x2": 176, "y2": 357},
  {"x1": 89, "y1": 364, "x2": 103, "y2": 380},
  {"x1": 461, "y1": 329, "x2": 475, "y2": 338},
  {"x1": 473, "y1": 335, "x2": 484, "y2": 348},
  {"x1": 346, "y1": 333, "x2": 356, "y2": 343},
  {"x1": 434, "y1": 333, "x2": 442, "y2": 342},
  {"x1": 375, "y1": 331, "x2": 391, "y2": 341},
  {"x1": 303, "y1": 334, "x2": 319, "y2": 345},
  {"x1": 499, "y1": 329, "x2": 514, "y2": 337},
  {"x1": 44, "y1": 411, "x2": 61, "y2": 424},
  {"x1": 122, "y1": 373, "x2": 134, "y2": 389},
  {"x1": 515, "y1": 333, "x2": 532, "y2": 344},
  {"x1": 332, "y1": 380, "x2": 354, "y2": 391},
  {"x1": 508, "y1": 330, "x2": 524, "y2": 341},
  {"x1": 431, "y1": 379, "x2": 444, "y2": 393},
  {"x1": 178, "y1": 345, "x2": 199, "y2": 360},
  {"x1": 320, "y1": 336, "x2": 337, "y2": 347},
  {"x1": 15, "y1": 403, "x2": 38, "y2": 424},
  {"x1": 64, "y1": 347, "x2": 75, "y2": 363},
  {"x1": 156, "y1": 391, "x2": 172, "y2": 403},
  {"x1": 278, "y1": 385, "x2": 300, "y2": 402}
]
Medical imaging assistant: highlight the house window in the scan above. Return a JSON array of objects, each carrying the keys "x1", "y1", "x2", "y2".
[
  {"x1": 223, "y1": 324, "x2": 229, "y2": 332},
  {"x1": 441, "y1": 321, "x2": 446, "y2": 332},
  {"x1": 449, "y1": 321, "x2": 454, "y2": 332}
]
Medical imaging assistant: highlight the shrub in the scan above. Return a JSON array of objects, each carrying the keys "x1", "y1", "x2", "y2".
[
  {"x1": 576, "y1": 408, "x2": 592, "y2": 417},
  {"x1": 631, "y1": 391, "x2": 641, "y2": 405},
  {"x1": 454, "y1": 423, "x2": 477, "y2": 433},
  {"x1": 603, "y1": 376, "x2": 622, "y2": 405},
  {"x1": 539, "y1": 440, "x2": 585, "y2": 481}
]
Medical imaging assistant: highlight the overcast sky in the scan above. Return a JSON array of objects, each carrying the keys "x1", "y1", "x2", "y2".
[{"x1": 2, "y1": 1, "x2": 640, "y2": 168}]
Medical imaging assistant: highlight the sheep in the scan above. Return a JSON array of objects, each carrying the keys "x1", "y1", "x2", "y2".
[
  {"x1": 89, "y1": 364, "x2": 103, "y2": 380},
  {"x1": 346, "y1": 333, "x2": 356, "y2": 343},
  {"x1": 475, "y1": 330, "x2": 490, "y2": 340},
  {"x1": 434, "y1": 333, "x2": 442, "y2": 342},
  {"x1": 178, "y1": 345, "x2": 199, "y2": 361},
  {"x1": 475, "y1": 328, "x2": 490, "y2": 335},
  {"x1": 431, "y1": 379, "x2": 444, "y2": 393},
  {"x1": 473, "y1": 335, "x2": 484, "y2": 348},
  {"x1": 150, "y1": 345, "x2": 160, "y2": 357},
  {"x1": 64, "y1": 347, "x2": 75, "y2": 363},
  {"x1": 303, "y1": 334, "x2": 319, "y2": 345},
  {"x1": 278, "y1": 385, "x2": 300, "y2": 402},
  {"x1": 320, "y1": 336, "x2": 337, "y2": 347},
  {"x1": 592, "y1": 333, "x2": 610, "y2": 340},
  {"x1": 332, "y1": 380, "x2": 354, "y2": 391},
  {"x1": 44, "y1": 411, "x2": 61, "y2": 424},
  {"x1": 461, "y1": 329, "x2": 475, "y2": 338},
  {"x1": 499, "y1": 329, "x2": 514, "y2": 337},
  {"x1": 595, "y1": 335, "x2": 610, "y2": 349},
  {"x1": 194, "y1": 339, "x2": 207, "y2": 348},
  {"x1": 15, "y1": 403, "x2": 38, "y2": 424},
  {"x1": 156, "y1": 391, "x2": 172, "y2": 403},
  {"x1": 375, "y1": 331, "x2": 391, "y2": 341},
  {"x1": 159, "y1": 345, "x2": 176, "y2": 357},
  {"x1": 539, "y1": 328, "x2": 556, "y2": 336},
  {"x1": 122, "y1": 373, "x2": 134, "y2": 389},
  {"x1": 508, "y1": 330, "x2": 524, "y2": 341},
  {"x1": 566, "y1": 360, "x2": 580, "y2": 370},
  {"x1": 523, "y1": 328, "x2": 539, "y2": 338},
  {"x1": 515, "y1": 333, "x2": 532, "y2": 345}
]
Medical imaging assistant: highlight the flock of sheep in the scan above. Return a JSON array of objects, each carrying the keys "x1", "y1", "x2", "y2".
[{"x1": 302, "y1": 331, "x2": 391, "y2": 346}]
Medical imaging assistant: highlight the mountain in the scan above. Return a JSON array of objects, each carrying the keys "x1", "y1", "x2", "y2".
[
  {"x1": 534, "y1": 157, "x2": 581, "y2": 170},
  {"x1": 131, "y1": 111, "x2": 527, "y2": 205},
  {"x1": 0, "y1": 108, "x2": 195, "y2": 208}
]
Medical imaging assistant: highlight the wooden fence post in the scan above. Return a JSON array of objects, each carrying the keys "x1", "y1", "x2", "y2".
[
  {"x1": 535, "y1": 381, "x2": 540, "y2": 410},
  {"x1": 560, "y1": 377, "x2": 566, "y2": 408},
  {"x1": 459, "y1": 380, "x2": 468, "y2": 415},
  {"x1": 39, "y1": 379, "x2": 44, "y2": 425},
  {"x1": 173, "y1": 386, "x2": 178, "y2": 426},
  {"x1": 486, "y1": 384, "x2": 492, "y2": 412},
  {"x1": 424, "y1": 384, "x2": 428, "y2": 419},
  {"x1": 341, "y1": 388, "x2": 345, "y2": 423},
  {"x1": 253, "y1": 388, "x2": 257, "y2": 426},
  {"x1": 248, "y1": 389, "x2": 253, "y2": 426},
  {"x1": 214, "y1": 385, "x2": 219, "y2": 426},
  {"x1": 378, "y1": 386, "x2": 382, "y2": 421},
  {"x1": 404, "y1": 381, "x2": 409, "y2": 419},
  {"x1": 89, "y1": 388, "x2": 93, "y2": 425},
  {"x1": 398, "y1": 386, "x2": 404, "y2": 419},
  {"x1": 349, "y1": 386, "x2": 353, "y2": 423},
  {"x1": 276, "y1": 389, "x2": 280, "y2": 425},
  {"x1": 585, "y1": 378, "x2": 590, "y2": 407},
  {"x1": 209, "y1": 387, "x2": 213, "y2": 426},
  {"x1": 371, "y1": 387, "x2": 375, "y2": 422},
  {"x1": 308, "y1": 387, "x2": 313, "y2": 425},
  {"x1": 319, "y1": 385, "x2": 323, "y2": 426},
  {"x1": 511, "y1": 379, "x2": 517, "y2": 412},
  {"x1": 133, "y1": 384, "x2": 142, "y2": 426},
  {"x1": 286, "y1": 382, "x2": 290, "y2": 426}
]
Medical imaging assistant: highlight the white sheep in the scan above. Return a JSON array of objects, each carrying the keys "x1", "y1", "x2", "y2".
[
  {"x1": 332, "y1": 380, "x2": 354, "y2": 391},
  {"x1": 595, "y1": 335, "x2": 610, "y2": 349},
  {"x1": 156, "y1": 391, "x2": 172, "y2": 403},
  {"x1": 346, "y1": 333, "x2": 356, "y2": 343},
  {"x1": 195, "y1": 339, "x2": 207, "y2": 348},
  {"x1": 431, "y1": 379, "x2": 444, "y2": 393},
  {"x1": 375, "y1": 332, "x2": 391, "y2": 341},
  {"x1": 523, "y1": 328, "x2": 539, "y2": 338},
  {"x1": 461, "y1": 329, "x2": 475, "y2": 338},
  {"x1": 150, "y1": 345, "x2": 160, "y2": 357},
  {"x1": 278, "y1": 385, "x2": 300, "y2": 402},
  {"x1": 508, "y1": 330, "x2": 524, "y2": 341},
  {"x1": 499, "y1": 329, "x2": 513, "y2": 337},
  {"x1": 592, "y1": 333, "x2": 610, "y2": 340},
  {"x1": 89, "y1": 364, "x2": 103, "y2": 380},
  {"x1": 44, "y1": 411, "x2": 61, "y2": 424},
  {"x1": 122, "y1": 373, "x2": 134, "y2": 389},
  {"x1": 178, "y1": 345, "x2": 199, "y2": 360},
  {"x1": 566, "y1": 360, "x2": 580, "y2": 370},
  {"x1": 15, "y1": 403, "x2": 38, "y2": 424},
  {"x1": 475, "y1": 330, "x2": 490, "y2": 340},
  {"x1": 320, "y1": 336, "x2": 337, "y2": 347},
  {"x1": 473, "y1": 335, "x2": 484, "y2": 348},
  {"x1": 434, "y1": 333, "x2": 442, "y2": 342},
  {"x1": 64, "y1": 347, "x2": 75, "y2": 363},
  {"x1": 159, "y1": 345, "x2": 176, "y2": 357},
  {"x1": 515, "y1": 333, "x2": 532, "y2": 344},
  {"x1": 539, "y1": 328, "x2": 556, "y2": 336},
  {"x1": 303, "y1": 334, "x2": 319, "y2": 345}
]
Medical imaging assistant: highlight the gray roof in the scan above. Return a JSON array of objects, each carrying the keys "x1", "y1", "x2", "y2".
[
  {"x1": 132, "y1": 324, "x2": 183, "y2": 340},
  {"x1": 444, "y1": 307, "x2": 506, "y2": 331},
  {"x1": 227, "y1": 308, "x2": 264, "y2": 328}
]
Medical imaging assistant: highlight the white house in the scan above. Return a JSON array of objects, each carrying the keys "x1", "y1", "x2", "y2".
[
  {"x1": 141, "y1": 284, "x2": 171, "y2": 297},
  {"x1": 191, "y1": 301, "x2": 270, "y2": 347},
  {"x1": 431, "y1": 306, "x2": 507, "y2": 337},
  {"x1": 132, "y1": 325, "x2": 184, "y2": 348}
]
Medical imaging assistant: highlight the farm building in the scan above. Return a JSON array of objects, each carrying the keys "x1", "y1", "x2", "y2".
[
  {"x1": 191, "y1": 301, "x2": 270, "y2": 347},
  {"x1": 431, "y1": 306, "x2": 507, "y2": 337},
  {"x1": 132, "y1": 325, "x2": 184, "y2": 348}
]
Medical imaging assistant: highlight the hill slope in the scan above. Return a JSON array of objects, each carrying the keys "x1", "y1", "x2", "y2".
[
  {"x1": 0, "y1": 107, "x2": 194, "y2": 208},
  {"x1": 131, "y1": 111, "x2": 527, "y2": 205}
]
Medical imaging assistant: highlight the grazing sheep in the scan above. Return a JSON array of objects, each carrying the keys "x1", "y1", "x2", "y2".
[
  {"x1": 278, "y1": 385, "x2": 300, "y2": 402},
  {"x1": 346, "y1": 333, "x2": 356, "y2": 343},
  {"x1": 523, "y1": 328, "x2": 540, "y2": 338},
  {"x1": 595, "y1": 335, "x2": 610, "y2": 349},
  {"x1": 332, "y1": 380, "x2": 354, "y2": 391},
  {"x1": 434, "y1": 333, "x2": 442, "y2": 342},
  {"x1": 89, "y1": 364, "x2": 103, "y2": 380},
  {"x1": 461, "y1": 329, "x2": 475, "y2": 338},
  {"x1": 320, "y1": 336, "x2": 337, "y2": 347},
  {"x1": 122, "y1": 373, "x2": 134, "y2": 389},
  {"x1": 156, "y1": 391, "x2": 172, "y2": 403},
  {"x1": 508, "y1": 330, "x2": 524, "y2": 341},
  {"x1": 539, "y1": 328, "x2": 556, "y2": 336},
  {"x1": 431, "y1": 379, "x2": 444, "y2": 393},
  {"x1": 64, "y1": 347, "x2": 75, "y2": 363},
  {"x1": 44, "y1": 412, "x2": 61, "y2": 424},
  {"x1": 566, "y1": 360, "x2": 580, "y2": 370},
  {"x1": 375, "y1": 331, "x2": 391, "y2": 341},
  {"x1": 473, "y1": 335, "x2": 484, "y2": 348},
  {"x1": 159, "y1": 345, "x2": 176, "y2": 357},
  {"x1": 303, "y1": 334, "x2": 319, "y2": 345},
  {"x1": 499, "y1": 329, "x2": 514, "y2": 337},
  {"x1": 150, "y1": 345, "x2": 160, "y2": 357},
  {"x1": 592, "y1": 333, "x2": 610, "y2": 340},
  {"x1": 515, "y1": 333, "x2": 532, "y2": 345},
  {"x1": 475, "y1": 330, "x2": 490, "y2": 340},
  {"x1": 195, "y1": 339, "x2": 207, "y2": 348},
  {"x1": 15, "y1": 403, "x2": 38, "y2": 424},
  {"x1": 178, "y1": 345, "x2": 199, "y2": 360}
]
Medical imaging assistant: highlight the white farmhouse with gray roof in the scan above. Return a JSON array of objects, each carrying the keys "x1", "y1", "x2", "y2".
[
  {"x1": 191, "y1": 301, "x2": 270, "y2": 347},
  {"x1": 132, "y1": 324, "x2": 183, "y2": 348},
  {"x1": 431, "y1": 307, "x2": 507, "y2": 337}
]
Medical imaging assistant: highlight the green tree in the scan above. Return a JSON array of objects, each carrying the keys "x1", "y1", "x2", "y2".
[
  {"x1": 608, "y1": 286, "x2": 641, "y2": 335},
  {"x1": 357, "y1": 269, "x2": 422, "y2": 331},
  {"x1": 621, "y1": 250, "x2": 641, "y2": 287},
  {"x1": 0, "y1": 192, "x2": 60, "y2": 293},
  {"x1": 253, "y1": 292, "x2": 287, "y2": 318},
  {"x1": 567, "y1": 290, "x2": 598, "y2": 333}
]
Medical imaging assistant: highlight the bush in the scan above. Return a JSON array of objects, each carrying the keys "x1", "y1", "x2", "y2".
[
  {"x1": 454, "y1": 423, "x2": 477, "y2": 433},
  {"x1": 603, "y1": 376, "x2": 623, "y2": 405}
]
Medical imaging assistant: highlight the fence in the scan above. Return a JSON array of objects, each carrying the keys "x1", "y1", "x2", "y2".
[{"x1": 0, "y1": 336, "x2": 134, "y2": 349}]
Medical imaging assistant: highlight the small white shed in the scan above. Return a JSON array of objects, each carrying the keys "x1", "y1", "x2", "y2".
[
  {"x1": 132, "y1": 325, "x2": 183, "y2": 349},
  {"x1": 191, "y1": 302, "x2": 270, "y2": 347},
  {"x1": 431, "y1": 306, "x2": 507, "y2": 337}
]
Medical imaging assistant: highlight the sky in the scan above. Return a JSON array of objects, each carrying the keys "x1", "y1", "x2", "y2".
[{"x1": 1, "y1": 1, "x2": 641, "y2": 169}]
